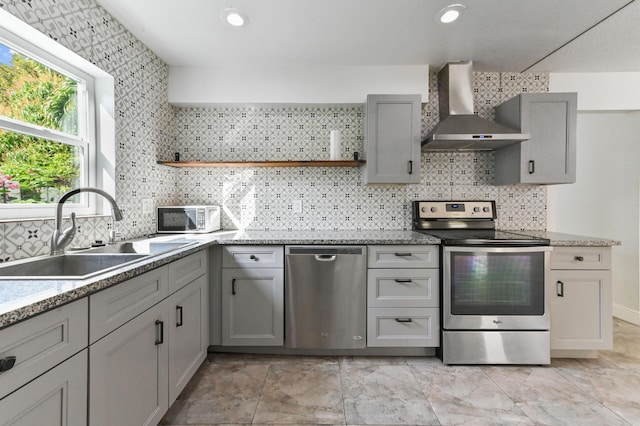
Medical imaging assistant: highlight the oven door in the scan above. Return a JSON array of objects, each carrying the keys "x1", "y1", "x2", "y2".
[{"x1": 443, "y1": 246, "x2": 552, "y2": 330}]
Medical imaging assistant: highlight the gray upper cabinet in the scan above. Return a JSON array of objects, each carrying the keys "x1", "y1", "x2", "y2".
[
  {"x1": 364, "y1": 94, "x2": 422, "y2": 184},
  {"x1": 493, "y1": 92, "x2": 577, "y2": 185}
]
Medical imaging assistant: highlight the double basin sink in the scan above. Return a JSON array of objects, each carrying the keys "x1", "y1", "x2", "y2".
[{"x1": 0, "y1": 240, "x2": 196, "y2": 280}]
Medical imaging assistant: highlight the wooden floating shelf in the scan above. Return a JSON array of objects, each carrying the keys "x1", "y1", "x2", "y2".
[{"x1": 158, "y1": 160, "x2": 365, "y2": 168}]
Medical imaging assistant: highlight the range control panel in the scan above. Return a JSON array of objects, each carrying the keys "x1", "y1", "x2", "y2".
[{"x1": 413, "y1": 200, "x2": 496, "y2": 220}]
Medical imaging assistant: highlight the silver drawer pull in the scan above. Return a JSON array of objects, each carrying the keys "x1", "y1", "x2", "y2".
[
  {"x1": 394, "y1": 279, "x2": 412, "y2": 283},
  {"x1": 394, "y1": 253, "x2": 412, "y2": 257},
  {"x1": 395, "y1": 318, "x2": 413, "y2": 323}
]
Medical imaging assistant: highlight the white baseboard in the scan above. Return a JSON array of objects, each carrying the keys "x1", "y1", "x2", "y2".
[{"x1": 613, "y1": 303, "x2": 640, "y2": 325}]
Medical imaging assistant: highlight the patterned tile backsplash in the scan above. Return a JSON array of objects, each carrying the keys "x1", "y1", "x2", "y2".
[
  {"x1": 171, "y1": 71, "x2": 548, "y2": 233},
  {"x1": 0, "y1": 0, "x2": 548, "y2": 261}
]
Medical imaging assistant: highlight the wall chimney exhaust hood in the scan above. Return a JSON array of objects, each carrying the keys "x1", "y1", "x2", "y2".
[{"x1": 422, "y1": 61, "x2": 530, "y2": 151}]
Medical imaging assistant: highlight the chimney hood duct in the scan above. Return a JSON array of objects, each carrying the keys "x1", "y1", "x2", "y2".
[{"x1": 422, "y1": 61, "x2": 530, "y2": 151}]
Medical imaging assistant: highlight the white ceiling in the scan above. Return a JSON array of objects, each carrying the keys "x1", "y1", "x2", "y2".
[{"x1": 96, "y1": 0, "x2": 639, "y2": 73}]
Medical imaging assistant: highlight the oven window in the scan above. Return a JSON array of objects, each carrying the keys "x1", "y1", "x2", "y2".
[{"x1": 450, "y1": 251, "x2": 545, "y2": 315}]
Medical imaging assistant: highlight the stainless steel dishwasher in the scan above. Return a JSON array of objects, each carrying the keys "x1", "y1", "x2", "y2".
[{"x1": 285, "y1": 245, "x2": 367, "y2": 349}]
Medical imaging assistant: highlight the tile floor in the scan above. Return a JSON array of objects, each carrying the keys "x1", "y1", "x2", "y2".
[{"x1": 161, "y1": 319, "x2": 640, "y2": 425}]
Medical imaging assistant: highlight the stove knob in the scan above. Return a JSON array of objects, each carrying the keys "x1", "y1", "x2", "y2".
[
  {"x1": 430, "y1": 207, "x2": 437, "y2": 213},
  {"x1": 421, "y1": 207, "x2": 428, "y2": 213},
  {"x1": 473, "y1": 207, "x2": 480, "y2": 212},
  {"x1": 483, "y1": 207, "x2": 490, "y2": 213}
]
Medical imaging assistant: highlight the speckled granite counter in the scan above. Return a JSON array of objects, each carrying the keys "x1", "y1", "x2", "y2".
[
  {"x1": 0, "y1": 228, "x2": 618, "y2": 330},
  {"x1": 210, "y1": 229, "x2": 440, "y2": 245},
  {"x1": 513, "y1": 230, "x2": 621, "y2": 247}
]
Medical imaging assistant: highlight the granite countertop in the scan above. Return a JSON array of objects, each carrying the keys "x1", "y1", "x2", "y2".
[
  {"x1": 513, "y1": 230, "x2": 621, "y2": 247},
  {"x1": 0, "y1": 229, "x2": 619, "y2": 330}
]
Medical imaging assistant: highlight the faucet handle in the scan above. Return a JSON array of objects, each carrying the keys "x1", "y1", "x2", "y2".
[{"x1": 64, "y1": 212, "x2": 77, "y2": 234}]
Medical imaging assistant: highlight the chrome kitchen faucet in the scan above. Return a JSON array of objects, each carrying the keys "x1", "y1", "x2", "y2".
[{"x1": 50, "y1": 187, "x2": 123, "y2": 255}]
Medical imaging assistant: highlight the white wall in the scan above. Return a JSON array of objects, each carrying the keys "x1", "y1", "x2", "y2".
[
  {"x1": 549, "y1": 72, "x2": 640, "y2": 324},
  {"x1": 168, "y1": 65, "x2": 429, "y2": 105}
]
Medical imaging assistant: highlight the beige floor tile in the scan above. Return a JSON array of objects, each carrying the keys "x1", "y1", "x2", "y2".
[
  {"x1": 252, "y1": 363, "x2": 345, "y2": 424},
  {"x1": 482, "y1": 366, "x2": 628, "y2": 425},
  {"x1": 411, "y1": 364, "x2": 533, "y2": 425},
  {"x1": 165, "y1": 320, "x2": 640, "y2": 425},
  {"x1": 557, "y1": 362, "x2": 640, "y2": 424},
  {"x1": 341, "y1": 364, "x2": 439, "y2": 425},
  {"x1": 161, "y1": 363, "x2": 269, "y2": 424}
]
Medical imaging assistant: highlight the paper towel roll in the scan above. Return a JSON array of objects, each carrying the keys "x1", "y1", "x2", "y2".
[{"x1": 330, "y1": 130, "x2": 341, "y2": 160}]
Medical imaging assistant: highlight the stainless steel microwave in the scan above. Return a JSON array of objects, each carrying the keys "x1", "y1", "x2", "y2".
[{"x1": 157, "y1": 205, "x2": 221, "y2": 233}]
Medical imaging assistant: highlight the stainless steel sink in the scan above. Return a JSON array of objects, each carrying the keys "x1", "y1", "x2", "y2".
[
  {"x1": 81, "y1": 241, "x2": 192, "y2": 255},
  {"x1": 0, "y1": 254, "x2": 148, "y2": 280},
  {"x1": 0, "y1": 239, "x2": 197, "y2": 280}
]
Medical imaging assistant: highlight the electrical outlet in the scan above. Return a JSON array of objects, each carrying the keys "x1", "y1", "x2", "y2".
[
  {"x1": 142, "y1": 198, "x2": 153, "y2": 216},
  {"x1": 293, "y1": 199, "x2": 303, "y2": 213}
]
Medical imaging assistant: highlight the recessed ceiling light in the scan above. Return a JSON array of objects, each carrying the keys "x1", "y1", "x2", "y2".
[
  {"x1": 221, "y1": 8, "x2": 248, "y2": 27},
  {"x1": 436, "y1": 4, "x2": 466, "y2": 24}
]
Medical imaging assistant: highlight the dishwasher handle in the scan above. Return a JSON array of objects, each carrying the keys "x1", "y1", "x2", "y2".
[{"x1": 315, "y1": 254, "x2": 337, "y2": 262}]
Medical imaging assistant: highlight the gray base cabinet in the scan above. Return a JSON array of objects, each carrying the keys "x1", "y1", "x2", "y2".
[
  {"x1": 364, "y1": 94, "x2": 422, "y2": 184},
  {"x1": 548, "y1": 247, "x2": 613, "y2": 354},
  {"x1": 89, "y1": 250, "x2": 208, "y2": 425},
  {"x1": 366, "y1": 245, "x2": 440, "y2": 347},
  {"x1": 0, "y1": 349, "x2": 87, "y2": 426},
  {"x1": 221, "y1": 246, "x2": 284, "y2": 346},
  {"x1": 494, "y1": 92, "x2": 577, "y2": 185}
]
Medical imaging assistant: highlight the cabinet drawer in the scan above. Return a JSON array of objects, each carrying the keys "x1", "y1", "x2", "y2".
[
  {"x1": 89, "y1": 266, "x2": 169, "y2": 343},
  {"x1": 222, "y1": 246, "x2": 284, "y2": 268},
  {"x1": 169, "y1": 250, "x2": 207, "y2": 294},
  {"x1": 367, "y1": 308, "x2": 440, "y2": 347},
  {"x1": 368, "y1": 245, "x2": 438, "y2": 268},
  {"x1": 367, "y1": 269, "x2": 439, "y2": 308},
  {"x1": 0, "y1": 299, "x2": 88, "y2": 400},
  {"x1": 550, "y1": 247, "x2": 611, "y2": 270}
]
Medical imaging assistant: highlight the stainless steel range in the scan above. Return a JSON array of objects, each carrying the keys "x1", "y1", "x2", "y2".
[{"x1": 412, "y1": 200, "x2": 552, "y2": 365}]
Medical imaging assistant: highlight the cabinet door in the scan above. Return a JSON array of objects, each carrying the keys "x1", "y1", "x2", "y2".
[
  {"x1": 0, "y1": 350, "x2": 87, "y2": 426},
  {"x1": 221, "y1": 268, "x2": 284, "y2": 346},
  {"x1": 364, "y1": 94, "x2": 422, "y2": 184},
  {"x1": 89, "y1": 301, "x2": 169, "y2": 426},
  {"x1": 494, "y1": 92, "x2": 577, "y2": 185},
  {"x1": 168, "y1": 275, "x2": 208, "y2": 404},
  {"x1": 548, "y1": 270, "x2": 613, "y2": 350}
]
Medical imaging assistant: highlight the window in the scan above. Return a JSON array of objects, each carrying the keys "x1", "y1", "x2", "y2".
[{"x1": 0, "y1": 9, "x2": 115, "y2": 220}]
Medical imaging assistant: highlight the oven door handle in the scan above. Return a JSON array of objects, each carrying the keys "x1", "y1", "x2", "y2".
[{"x1": 556, "y1": 280, "x2": 565, "y2": 297}]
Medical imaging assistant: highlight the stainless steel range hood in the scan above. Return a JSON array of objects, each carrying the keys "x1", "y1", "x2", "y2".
[{"x1": 422, "y1": 61, "x2": 530, "y2": 151}]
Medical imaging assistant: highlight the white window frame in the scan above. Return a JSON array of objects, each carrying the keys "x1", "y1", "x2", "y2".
[{"x1": 0, "y1": 9, "x2": 115, "y2": 220}]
